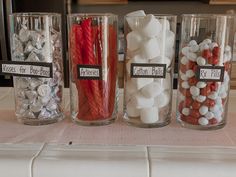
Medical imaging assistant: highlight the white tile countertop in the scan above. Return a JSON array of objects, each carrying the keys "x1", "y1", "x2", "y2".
[{"x1": 0, "y1": 87, "x2": 236, "y2": 177}]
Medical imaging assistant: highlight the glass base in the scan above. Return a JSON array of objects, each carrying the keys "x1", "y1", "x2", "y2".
[
  {"x1": 72, "y1": 115, "x2": 117, "y2": 126},
  {"x1": 124, "y1": 116, "x2": 171, "y2": 128},
  {"x1": 17, "y1": 113, "x2": 65, "y2": 126},
  {"x1": 177, "y1": 118, "x2": 226, "y2": 130}
]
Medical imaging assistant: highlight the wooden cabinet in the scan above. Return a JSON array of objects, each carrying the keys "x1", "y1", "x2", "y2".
[
  {"x1": 202, "y1": 0, "x2": 236, "y2": 4},
  {"x1": 78, "y1": 0, "x2": 127, "y2": 5}
]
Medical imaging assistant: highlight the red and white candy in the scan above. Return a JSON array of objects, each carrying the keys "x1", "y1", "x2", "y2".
[{"x1": 178, "y1": 39, "x2": 232, "y2": 126}]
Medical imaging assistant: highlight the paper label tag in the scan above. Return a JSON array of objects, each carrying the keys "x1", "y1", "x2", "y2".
[
  {"x1": 0, "y1": 61, "x2": 53, "y2": 78},
  {"x1": 197, "y1": 66, "x2": 225, "y2": 82},
  {"x1": 77, "y1": 65, "x2": 102, "y2": 80},
  {"x1": 130, "y1": 63, "x2": 166, "y2": 78}
]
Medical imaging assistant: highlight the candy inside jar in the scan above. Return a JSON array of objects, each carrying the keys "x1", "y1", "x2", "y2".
[
  {"x1": 68, "y1": 14, "x2": 118, "y2": 126},
  {"x1": 10, "y1": 13, "x2": 64, "y2": 125},
  {"x1": 177, "y1": 14, "x2": 234, "y2": 130},
  {"x1": 123, "y1": 11, "x2": 177, "y2": 128}
]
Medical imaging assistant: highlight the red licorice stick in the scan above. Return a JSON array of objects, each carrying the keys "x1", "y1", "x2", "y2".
[
  {"x1": 71, "y1": 24, "x2": 92, "y2": 119},
  {"x1": 108, "y1": 25, "x2": 118, "y2": 116},
  {"x1": 81, "y1": 18, "x2": 104, "y2": 120}
]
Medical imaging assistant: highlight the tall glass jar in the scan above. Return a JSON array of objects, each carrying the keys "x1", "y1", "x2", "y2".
[
  {"x1": 123, "y1": 12, "x2": 177, "y2": 128},
  {"x1": 68, "y1": 13, "x2": 118, "y2": 126},
  {"x1": 177, "y1": 14, "x2": 234, "y2": 130},
  {"x1": 10, "y1": 13, "x2": 64, "y2": 125}
]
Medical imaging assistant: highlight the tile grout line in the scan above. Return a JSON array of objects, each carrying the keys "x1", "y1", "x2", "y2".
[
  {"x1": 145, "y1": 146, "x2": 151, "y2": 177},
  {"x1": 29, "y1": 143, "x2": 46, "y2": 177}
]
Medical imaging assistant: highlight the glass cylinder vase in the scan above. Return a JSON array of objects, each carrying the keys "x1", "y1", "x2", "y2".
[
  {"x1": 9, "y1": 13, "x2": 64, "y2": 125},
  {"x1": 177, "y1": 14, "x2": 234, "y2": 130},
  {"x1": 68, "y1": 13, "x2": 118, "y2": 126},
  {"x1": 123, "y1": 13, "x2": 177, "y2": 128}
]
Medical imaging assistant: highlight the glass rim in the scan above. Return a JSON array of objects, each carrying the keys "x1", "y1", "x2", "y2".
[
  {"x1": 9, "y1": 12, "x2": 61, "y2": 17},
  {"x1": 182, "y1": 14, "x2": 234, "y2": 18},
  {"x1": 68, "y1": 13, "x2": 117, "y2": 18},
  {"x1": 125, "y1": 14, "x2": 177, "y2": 18}
]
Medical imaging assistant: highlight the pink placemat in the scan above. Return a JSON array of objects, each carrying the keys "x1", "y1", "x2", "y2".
[{"x1": 0, "y1": 109, "x2": 235, "y2": 146}]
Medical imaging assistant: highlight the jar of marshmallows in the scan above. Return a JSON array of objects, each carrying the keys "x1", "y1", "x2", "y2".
[
  {"x1": 177, "y1": 14, "x2": 234, "y2": 130},
  {"x1": 123, "y1": 10, "x2": 177, "y2": 128}
]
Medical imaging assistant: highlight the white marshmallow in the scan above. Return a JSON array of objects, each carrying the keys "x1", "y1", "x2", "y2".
[
  {"x1": 199, "y1": 106, "x2": 208, "y2": 115},
  {"x1": 198, "y1": 117, "x2": 209, "y2": 126},
  {"x1": 190, "y1": 86, "x2": 200, "y2": 97},
  {"x1": 181, "y1": 56, "x2": 188, "y2": 65},
  {"x1": 181, "y1": 81, "x2": 190, "y2": 89},
  {"x1": 126, "y1": 31, "x2": 143, "y2": 51},
  {"x1": 126, "y1": 55, "x2": 146, "y2": 74},
  {"x1": 159, "y1": 18, "x2": 170, "y2": 31},
  {"x1": 186, "y1": 70, "x2": 195, "y2": 78},
  {"x1": 205, "y1": 111, "x2": 214, "y2": 120},
  {"x1": 150, "y1": 56, "x2": 171, "y2": 67},
  {"x1": 141, "y1": 38, "x2": 160, "y2": 59},
  {"x1": 155, "y1": 73, "x2": 171, "y2": 90},
  {"x1": 208, "y1": 92, "x2": 218, "y2": 100},
  {"x1": 157, "y1": 37, "x2": 175, "y2": 60},
  {"x1": 196, "y1": 95, "x2": 206, "y2": 103},
  {"x1": 141, "y1": 82, "x2": 163, "y2": 98},
  {"x1": 165, "y1": 47, "x2": 175, "y2": 60},
  {"x1": 140, "y1": 106, "x2": 159, "y2": 124},
  {"x1": 131, "y1": 78, "x2": 154, "y2": 90},
  {"x1": 126, "y1": 10, "x2": 146, "y2": 30},
  {"x1": 126, "y1": 80, "x2": 138, "y2": 94},
  {"x1": 126, "y1": 101, "x2": 140, "y2": 117},
  {"x1": 154, "y1": 91, "x2": 170, "y2": 108},
  {"x1": 161, "y1": 30, "x2": 175, "y2": 48},
  {"x1": 196, "y1": 81, "x2": 207, "y2": 88},
  {"x1": 196, "y1": 56, "x2": 206, "y2": 66},
  {"x1": 139, "y1": 14, "x2": 162, "y2": 38},
  {"x1": 132, "y1": 92, "x2": 154, "y2": 109},
  {"x1": 182, "y1": 107, "x2": 190, "y2": 116}
]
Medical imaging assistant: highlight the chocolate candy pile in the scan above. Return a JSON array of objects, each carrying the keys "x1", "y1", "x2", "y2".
[
  {"x1": 125, "y1": 10, "x2": 175, "y2": 124},
  {"x1": 12, "y1": 24, "x2": 64, "y2": 122},
  {"x1": 178, "y1": 39, "x2": 231, "y2": 126}
]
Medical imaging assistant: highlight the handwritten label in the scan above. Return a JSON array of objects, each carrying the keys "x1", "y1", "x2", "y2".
[
  {"x1": 77, "y1": 65, "x2": 102, "y2": 80},
  {"x1": 131, "y1": 63, "x2": 166, "y2": 78},
  {"x1": 0, "y1": 61, "x2": 52, "y2": 78},
  {"x1": 197, "y1": 66, "x2": 225, "y2": 82}
]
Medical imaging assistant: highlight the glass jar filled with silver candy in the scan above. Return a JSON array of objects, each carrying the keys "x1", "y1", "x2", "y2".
[{"x1": 9, "y1": 13, "x2": 64, "y2": 125}]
